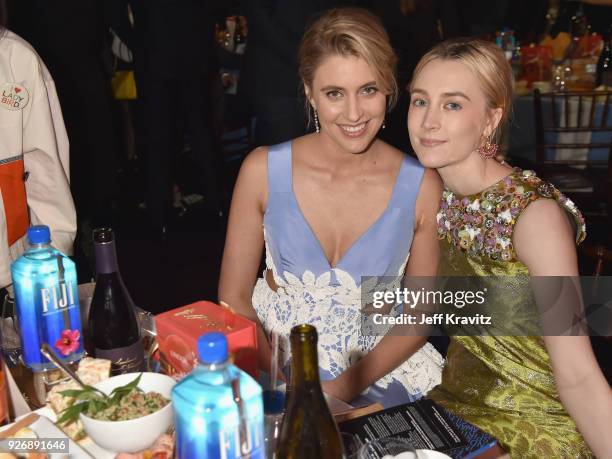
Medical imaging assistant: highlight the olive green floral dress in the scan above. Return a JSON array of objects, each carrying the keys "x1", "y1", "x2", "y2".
[{"x1": 427, "y1": 169, "x2": 592, "y2": 458}]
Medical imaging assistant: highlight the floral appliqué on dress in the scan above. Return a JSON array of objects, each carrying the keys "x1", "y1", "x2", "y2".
[
  {"x1": 252, "y1": 229, "x2": 444, "y2": 397},
  {"x1": 436, "y1": 169, "x2": 586, "y2": 261}
]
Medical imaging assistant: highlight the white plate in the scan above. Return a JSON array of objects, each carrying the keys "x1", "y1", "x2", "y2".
[
  {"x1": 0, "y1": 410, "x2": 93, "y2": 458},
  {"x1": 416, "y1": 450, "x2": 452, "y2": 459}
]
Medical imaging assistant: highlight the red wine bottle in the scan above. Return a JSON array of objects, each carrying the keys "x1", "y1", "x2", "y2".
[{"x1": 89, "y1": 228, "x2": 144, "y2": 374}]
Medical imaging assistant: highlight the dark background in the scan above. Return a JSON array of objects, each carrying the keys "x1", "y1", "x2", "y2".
[{"x1": 2, "y1": 0, "x2": 610, "y2": 314}]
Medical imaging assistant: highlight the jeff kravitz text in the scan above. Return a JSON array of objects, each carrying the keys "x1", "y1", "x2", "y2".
[
  {"x1": 372, "y1": 312, "x2": 492, "y2": 326},
  {"x1": 370, "y1": 287, "x2": 492, "y2": 326}
]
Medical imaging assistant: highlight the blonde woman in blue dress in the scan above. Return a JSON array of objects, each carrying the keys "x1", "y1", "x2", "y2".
[{"x1": 219, "y1": 8, "x2": 444, "y2": 407}]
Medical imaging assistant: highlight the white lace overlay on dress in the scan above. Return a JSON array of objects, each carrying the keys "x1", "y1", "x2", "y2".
[{"x1": 252, "y1": 230, "x2": 444, "y2": 396}]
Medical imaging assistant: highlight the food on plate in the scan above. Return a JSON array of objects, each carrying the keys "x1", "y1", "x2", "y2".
[
  {"x1": 75, "y1": 357, "x2": 112, "y2": 385},
  {"x1": 58, "y1": 374, "x2": 169, "y2": 425},
  {"x1": 0, "y1": 426, "x2": 47, "y2": 459},
  {"x1": 45, "y1": 357, "x2": 111, "y2": 440},
  {"x1": 0, "y1": 454, "x2": 47, "y2": 459},
  {"x1": 115, "y1": 433, "x2": 174, "y2": 459},
  {"x1": 3, "y1": 426, "x2": 37, "y2": 440},
  {"x1": 88, "y1": 389, "x2": 168, "y2": 421},
  {"x1": 47, "y1": 380, "x2": 80, "y2": 415}
]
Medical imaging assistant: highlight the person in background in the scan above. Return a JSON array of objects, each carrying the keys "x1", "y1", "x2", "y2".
[
  {"x1": 407, "y1": 38, "x2": 612, "y2": 456},
  {"x1": 0, "y1": 0, "x2": 76, "y2": 290},
  {"x1": 219, "y1": 8, "x2": 444, "y2": 408},
  {"x1": 8, "y1": 0, "x2": 120, "y2": 230}
]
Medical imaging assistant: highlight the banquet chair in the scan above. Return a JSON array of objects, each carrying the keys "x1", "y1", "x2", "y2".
[
  {"x1": 533, "y1": 89, "x2": 612, "y2": 219},
  {"x1": 582, "y1": 245, "x2": 612, "y2": 276},
  {"x1": 582, "y1": 243, "x2": 612, "y2": 373}
]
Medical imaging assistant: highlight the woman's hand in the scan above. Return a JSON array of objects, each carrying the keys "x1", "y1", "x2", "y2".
[{"x1": 321, "y1": 377, "x2": 351, "y2": 402}]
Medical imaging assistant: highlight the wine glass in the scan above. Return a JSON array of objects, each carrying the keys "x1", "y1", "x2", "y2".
[
  {"x1": 341, "y1": 432, "x2": 362, "y2": 459},
  {"x1": 0, "y1": 295, "x2": 22, "y2": 366},
  {"x1": 358, "y1": 437, "x2": 418, "y2": 459}
]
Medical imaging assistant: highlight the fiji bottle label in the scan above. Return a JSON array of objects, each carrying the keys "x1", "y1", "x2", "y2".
[
  {"x1": 218, "y1": 422, "x2": 265, "y2": 459},
  {"x1": 15, "y1": 279, "x2": 84, "y2": 371},
  {"x1": 176, "y1": 418, "x2": 265, "y2": 459}
]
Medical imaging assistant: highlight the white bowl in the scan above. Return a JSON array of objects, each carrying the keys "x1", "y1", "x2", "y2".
[{"x1": 79, "y1": 372, "x2": 175, "y2": 453}]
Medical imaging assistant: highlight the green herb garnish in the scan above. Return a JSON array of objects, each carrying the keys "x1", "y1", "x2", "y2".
[{"x1": 57, "y1": 373, "x2": 143, "y2": 425}]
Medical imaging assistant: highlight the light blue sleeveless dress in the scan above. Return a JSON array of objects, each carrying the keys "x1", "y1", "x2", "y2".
[{"x1": 252, "y1": 141, "x2": 443, "y2": 407}]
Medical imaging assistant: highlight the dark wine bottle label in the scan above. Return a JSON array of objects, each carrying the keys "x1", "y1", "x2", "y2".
[{"x1": 95, "y1": 341, "x2": 145, "y2": 375}]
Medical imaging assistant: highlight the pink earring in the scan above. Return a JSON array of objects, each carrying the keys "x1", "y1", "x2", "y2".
[{"x1": 477, "y1": 137, "x2": 498, "y2": 159}]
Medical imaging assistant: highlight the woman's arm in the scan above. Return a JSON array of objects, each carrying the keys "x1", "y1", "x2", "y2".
[
  {"x1": 322, "y1": 168, "x2": 442, "y2": 402},
  {"x1": 514, "y1": 199, "x2": 612, "y2": 458},
  {"x1": 218, "y1": 147, "x2": 273, "y2": 372}
]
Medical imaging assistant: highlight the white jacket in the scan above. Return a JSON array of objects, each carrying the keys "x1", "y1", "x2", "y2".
[{"x1": 0, "y1": 30, "x2": 76, "y2": 289}]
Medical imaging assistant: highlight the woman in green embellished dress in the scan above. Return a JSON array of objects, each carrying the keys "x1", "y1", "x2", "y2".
[{"x1": 406, "y1": 38, "x2": 612, "y2": 457}]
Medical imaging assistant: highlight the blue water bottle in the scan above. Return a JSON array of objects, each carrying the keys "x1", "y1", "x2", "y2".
[
  {"x1": 172, "y1": 332, "x2": 265, "y2": 459},
  {"x1": 11, "y1": 225, "x2": 84, "y2": 371}
]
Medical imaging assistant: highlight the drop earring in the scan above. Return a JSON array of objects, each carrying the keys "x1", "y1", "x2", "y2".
[
  {"x1": 314, "y1": 109, "x2": 320, "y2": 133},
  {"x1": 477, "y1": 136, "x2": 498, "y2": 159}
]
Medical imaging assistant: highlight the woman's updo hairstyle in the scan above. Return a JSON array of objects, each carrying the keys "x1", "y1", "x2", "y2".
[
  {"x1": 298, "y1": 8, "x2": 398, "y2": 113},
  {"x1": 411, "y1": 38, "x2": 514, "y2": 143}
]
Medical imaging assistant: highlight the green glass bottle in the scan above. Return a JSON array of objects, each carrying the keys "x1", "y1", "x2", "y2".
[{"x1": 275, "y1": 324, "x2": 343, "y2": 459}]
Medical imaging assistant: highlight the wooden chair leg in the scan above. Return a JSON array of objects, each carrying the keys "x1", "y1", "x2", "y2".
[{"x1": 595, "y1": 246, "x2": 606, "y2": 276}]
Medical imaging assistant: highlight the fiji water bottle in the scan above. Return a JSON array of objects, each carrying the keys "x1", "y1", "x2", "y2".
[
  {"x1": 173, "y1": 332, "x2": 265, "y2": 459},
  {"x1": 11, "y1": 225, "x2": 84, "y2": 371}
]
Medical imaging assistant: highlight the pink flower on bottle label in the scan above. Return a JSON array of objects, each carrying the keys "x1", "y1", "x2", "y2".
[{"x1": 55, "y1": 329, "x2": 80, "y2": 356}]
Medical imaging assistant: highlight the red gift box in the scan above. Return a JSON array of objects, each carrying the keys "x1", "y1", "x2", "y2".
[{"x1": 155, "y1": 301, "x2": 258, "y2": 379}]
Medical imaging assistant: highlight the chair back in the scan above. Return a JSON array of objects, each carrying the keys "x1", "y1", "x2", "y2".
[
  {"x1": 533, "y1": 89, "x2": 612, "y2": 166},
  {"x1": 533, "y1": 89, "x2": 612, "y2": 219}
]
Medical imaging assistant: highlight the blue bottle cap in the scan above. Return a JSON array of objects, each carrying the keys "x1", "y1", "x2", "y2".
[
  {"x1": 197, "y1": 332, "x2": 228, "y2": 364},
  {"x1": 27, "y1": 225, "x2": 51, "y2": 244},
  {"x1": 263, "y1": 389, "x2": 285, "y2": 414}
]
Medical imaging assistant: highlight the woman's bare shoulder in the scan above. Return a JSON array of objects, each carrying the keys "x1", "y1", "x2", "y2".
[
  {"x1": 241, "y1": 146, "x2": 269, "y2": 173},
  {"x1": 513, "y1": 198, "x2": 578, "y2": 275},
  {"x1": 420, "y1": 167, "x2": 443, "y2": 191},
  {"x1": 239, "y1": 146, "x2": 271, "y2": 186},
  {"x1": 414, "y1": 167, "x2": 443, "y2": 218},
  {"x1": 234, "y1": 147, "x2": 269, "y2": 209}
]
